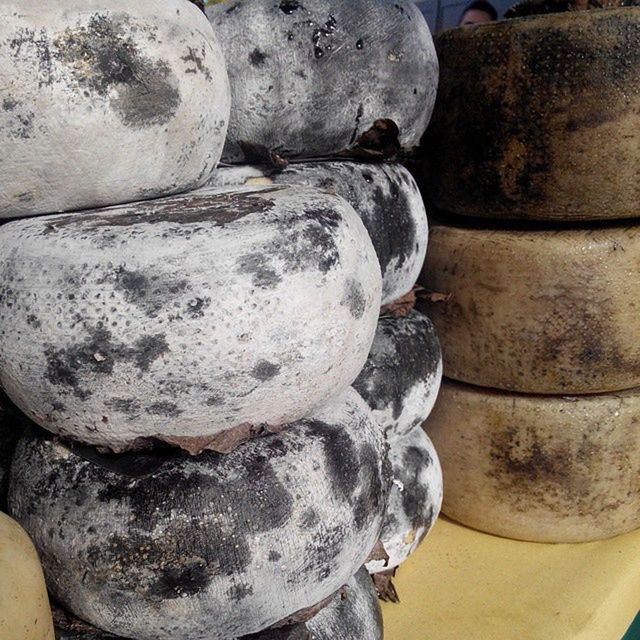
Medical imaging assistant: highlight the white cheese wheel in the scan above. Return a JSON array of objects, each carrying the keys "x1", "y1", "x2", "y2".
[
  {"x1": 210, "y1": 162, "x2": 428, "y2": 306},
  {"x1": 308, "y1": 568, "x2": 382, "y2": 640},
  {"x1": 425, "y1": 379, "x2": 640, "y2": 543},
  {"x1": 423, "y1": 8, "x2": 640, "y2": 221},
  {"x1": 0, "y1": 185, "x2": 381, "y2": 453},
  {"x1": 0, "y1": 513, "x2": 54, "y2": 640},
  {"x1": 366, "y1": 428, "x2": 442, "y2": 573},
  {"x1": 207, "y1": 0, "x2": 438, "y2": 162},
  {"x1": 0, "y1": 0, "x2": 230, "y2": 219},
  {"x1": 353, "y1": 310, "x2": 442, "y2": 441},
  {"x1": 419, "y1": 219, "x2": 640, "y2": 394},
  {"x1": 9, "y1": 389, "x2": 390, "y2": 640}
]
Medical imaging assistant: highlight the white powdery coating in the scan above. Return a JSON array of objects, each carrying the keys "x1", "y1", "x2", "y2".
[
  {"x1": 207, "y1": 0, "x2": 438, "y2": 162},
  {"x1": 209, "y1": 162, "x2": 428, "y2": 306},
  {"x1": 0, "y1": 0, "x2": 230, "y2": 218},
  {"x1": 10, "y1": 390, "x2": 390, "y2": 640},
  {"x1": 0, "y1": 184, "x2": 381, "y2": 451},
  {"x1": 367, "y1": 428, "x2": 442, "y2": 574}
]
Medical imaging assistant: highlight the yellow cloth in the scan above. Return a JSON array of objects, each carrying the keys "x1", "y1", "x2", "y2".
[{"x1": 382, "y1": 518, "x2": 640, "y2": 640}]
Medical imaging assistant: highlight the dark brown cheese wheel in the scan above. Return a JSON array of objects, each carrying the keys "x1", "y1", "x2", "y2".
[
  {"x1": 0, "y1": 185, "x2": 381, "y2": 453},
  {"x1": 504, "y1": 0, "x2": 640, "y2": 18},
  {"x1": 425, "y1": 379, "x2": 640, "y2": 543},
  {"x1": 424, "y1": 8, "x2": 640, "y2": 221},
  {"x1": 9, "y1": 389, "x2": 390, "y2": 640},
  {"x1": 419, "y1": 219, "x2": 640, "y2": 394},
  {"x1": 0, "y1": 1, "x2": 230, "y2": 219},
  {"x1": 207, "y1": 0, "x2": 438, "y2": 163}
]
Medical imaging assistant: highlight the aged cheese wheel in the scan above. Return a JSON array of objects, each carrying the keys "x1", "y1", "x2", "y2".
[
  {"x1": 424, "y1": 8, "x2": 640, "y2": 221},
  {"x1": 0, "y1": 513, "x2": 55, "y2": 640},
  {"x1": 0, "y1": 0, "x2": 230, "y2": 219},
  {"x1": 210, "y1": 162, "x2": 428, "y2": 305},
  {"x1": 307, "y1": 568, "x2": 382, "y2": 640},
  {"x1": 425, "y1": 379, "x2": 640, "y2": 543},
  {"x1": 419, "y1": 219, "x2": 640, "y2": 394},
  {"x1": 504, "y1": 0, "x2": 640, "y2": 18},
  {"x1": 9, "y1": 389, "x2": 390, "y2": 640},
  {"x1": 207, "y1": 0, "x2": 438, "y2": 162},
  {"x1": 367, "y1": 428, "x2": 442, "y2": 573},
  {"x1": 0, "y1": 185, "x2": 381, "y2": 453},
  {"x1": 353, "y1": 311, "x2": 442, "y2": 440}
]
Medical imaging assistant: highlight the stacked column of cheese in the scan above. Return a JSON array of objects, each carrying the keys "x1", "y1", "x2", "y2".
[
  {"x1": 0, "y1": 1, "x2": 442, "y2": 639},
  {"x1": 419, "y1": 6, "x2": 640, "y2": 543}
]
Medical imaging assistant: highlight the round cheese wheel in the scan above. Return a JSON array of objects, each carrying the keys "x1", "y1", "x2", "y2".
[
  {"x1": 504, "y1": 0, "x2": 640, "y2": 18},
  {"x1": 423, "y1": 8, "x2": 640, "y2": 221},
  {"x1": 307, "y1": 568, "x2": 382, "y2": 640},
  {"x1": 353, "y1": 311, "x2": 442, "y2": 441},
  {"x1": 425, "y1": 379, "x2": 640, "y2": 543},
  {"x1": 0, "y1": 0, "x2": 230, "y2": 219},
  {"x1": 0, "y1": 185, "x2": 381, "y2": 453},
  {"x1": 0, "y1": 513, "x2": 55, "y2": 640},
  {"x1": 209, "y1": 162, "x2": 428, "y2": 306},
  {"x1": 366, "y1": 428, "x2": 442, "y2": 573},
  {"x1": 9, "y1": 389, "x2": 390, "y2": 640},
  {"x1": 206, "y1": 0, "x2": 438, "y2": 163},
  {"x1": 419, "y1": 219, "x2": 640, "y2": 394}
]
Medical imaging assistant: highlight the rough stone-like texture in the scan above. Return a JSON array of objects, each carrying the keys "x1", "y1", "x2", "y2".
[
  {"x1": 10, "y1": 389, "x2": 390, "y2": 640},
  {"x1": 0, "y1": 392, "x2": 25, "y2": 511},
  {"x1": 505, "y1": 0, "x2": 640, "y2": 18},
  {"x1": 307, "y1": 568, "x2": 382, "y2": 640},
  {"x1": 423, "y1": 8, "x2": 640, "y2": 221},
  {"x1": 0, "y1": 0, "x2": 230, "y2": 219},
  {"x1": 0, "y1": 185, "x2": 381, "y2": 453},
  {"x1": 425, "y1": 379, "x2": 640, "y2": 543},
  {"x1": 367, "y1": 428, "x2": 442, "y2": 573},
  {"x1": 353, "y1": 311, "x2": 442, "y2": 441},
  {"x1": 209, "y1": 162, "x2": 428, "y2": 306},
  {"x1": 420, "y1": 219, "x2": 640, "y2": 394},
  {"x1": 207, "y1": 0, "x2": 438, "y2": 162}
]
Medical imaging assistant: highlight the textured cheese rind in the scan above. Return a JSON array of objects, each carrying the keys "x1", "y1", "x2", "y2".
[
  {"x1": 209, "y1": 162, "x2": 428, "y2": 306},
  {"x1": 10, "y1": 390, "x2": 390, "y2": 640},
  {"x1": 420, "y1": 220, "x2": 640, "y2": 394},
  {"x1": 0, "y1": 513, "x2": 55, "y2": 640},
  {"x1": 0, "y1": 185, "x2": 381, "y2": 452},
  {"x1": 207, "y1": 0, "x2": 438, "y2": 162},
  {"x1": 425, "y1": 379, "x2": 640, "y2": 543},
  {"x1": 423, "y1": 8, "x2": 640, "y2": 220}
]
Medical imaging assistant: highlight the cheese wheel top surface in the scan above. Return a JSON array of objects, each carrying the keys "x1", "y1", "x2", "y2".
[
  {"x1": 425, "y1": 379, "x2": 640, "y2": 543},
  {"x1": 0, "y1": 0, "x2": 230, "y2": 219},
  {"x1": 424, "y1": 8, "x2": 640, "y2": 220},
  {"x1": 207, "y1": 0, "x2": 438, "y2": 162},
  {"x1": 0, "y1": 185, "x2": 381, "y2": 452},
  {"x1": 420, "y1": 219, "x2": 640, "y2": 394}
]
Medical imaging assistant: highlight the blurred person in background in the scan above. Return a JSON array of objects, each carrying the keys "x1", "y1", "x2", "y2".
[{"x1": 459, "y1": 0, "x2": 498, "y2": 24}]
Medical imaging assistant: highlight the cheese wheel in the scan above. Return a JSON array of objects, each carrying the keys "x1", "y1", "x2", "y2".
[
  {"x1": 0, "y1": 1, "x2": 230, "y2": 219},
  {"x1": 504, "y1": 0, "x2": 640, "y2": 18},
  {"x1": 425, "y1": 379, "x2": 640, "y2": 543},
  {"x1": 419, "y1": 219, "x2": 640, "y2": 394},
  {"x1": 0, "y1": 513, "x2": 55, "y2": 640},
  {"x1": 0, "y1": 185, "x2": 381, "y2": 453},
  {"x1": 353, "y1": 311, "x2": 442, "y2": 441},
  {"x1": 307, "y1": 568, "x2": 383, "y2": 640},
  {"x1": 9, "y1": 389, "x2": 390, "y2": 640},
  {"x1": 366, "y1": 428, "x2": 442, "y2": 573},
  {"x1": 423, "y1": 8, "x2": 640, "y2": 221},
  {"x1": 207, "y1": 0, "x2": 438, "y2": 162},
  {"x1": 209, "y1": 162, "x2": 428, "y2": 306}
]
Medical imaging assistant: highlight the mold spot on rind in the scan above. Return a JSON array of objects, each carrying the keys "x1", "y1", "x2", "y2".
[
  {"x1": 342, "y1": 278, "x2": 366, "y2": 319},
  {"x1": 249, "y1": 48, "x2": 268, "y2": 66},
  {"x1": 252, "y1": 360, "x2": 282, "y2": 381}
]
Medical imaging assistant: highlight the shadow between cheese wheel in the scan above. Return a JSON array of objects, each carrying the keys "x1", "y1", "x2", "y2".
[
  {"x1": 9, "y1": 389, "x2": 390, "y2": 640},
  {"x1": 425, "y1": 379, "x2": 640, "y2": 543},
  {"x1": 420, "y1": 219, "x2": 640, "y2": 394},
  {"x1": 206, "y1": 0, "x2": 438, "y2": 162},
  {"x1": 0, "y1": 392, "x2": 25, "y2": 511},
  {"x1": 0, "y1": 185, "x2": 381, "y2": 453},
  {"x1": 423, "y1": 8, "x2": 640, "y2": 221},
  {"x1": 0, "y1": 0, "x2": 230, "y2": 219}
]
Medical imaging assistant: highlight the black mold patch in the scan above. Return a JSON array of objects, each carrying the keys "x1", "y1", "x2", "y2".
[
  {"x1": 236, "y1": 251, "x2": 283, "y2": 289},
  {"x1": 145, "y1": 402, "x2": 181, "y2": 417},
  {"x1": 181, "y1": 45, "x2": 212, "y2": 80},
  {"x1": 53, "y1": 13, "x2": 181, "y2": 128},
  {"x1": 353, "y1": 441, "x2": 387, "y2": 531},
  {"x1": 227, "y1": 582, "x2": 254, "y2": 602},
  {"x1": 296, "y1": 524, "x2": 346, "y2": 583},
  {"x1": 268, "y1": 550, "x2": 281, "y2": 562},
  {"x1": 280, "y1": 0, "x2": 303, "y2": 13},
  {"x1": 398, "y1": 445, "x2": 432, "y2": 526},
  {"x1": 249, "y1": 48, "x2": 268, "y2": 66},
  {"x1": 252, "y1": 360, "x2": 281, "y2": 381},
  {"x1": 148, "y1": 561, "x2": 211, "y2": 599},
  {"x1": 186, "y1": 296, "x2": 211, "y2": 319},
  {"x1": 342, "y1": 278, "x2": 366, "y2": 319},
  {"x1": 3, "y1": 99, "x2": 35, "y2": 139}
]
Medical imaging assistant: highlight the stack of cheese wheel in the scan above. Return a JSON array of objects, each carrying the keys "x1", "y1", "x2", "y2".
[
  {"x1": 0, "y1": 1, "x2": 399, "y2": 639},
  {"x1": 420, "y1": 6, "x2": 640, "y2": 543},
  {"x1": 205, "y1": 0, "x2": 445, "y2": 606}
]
